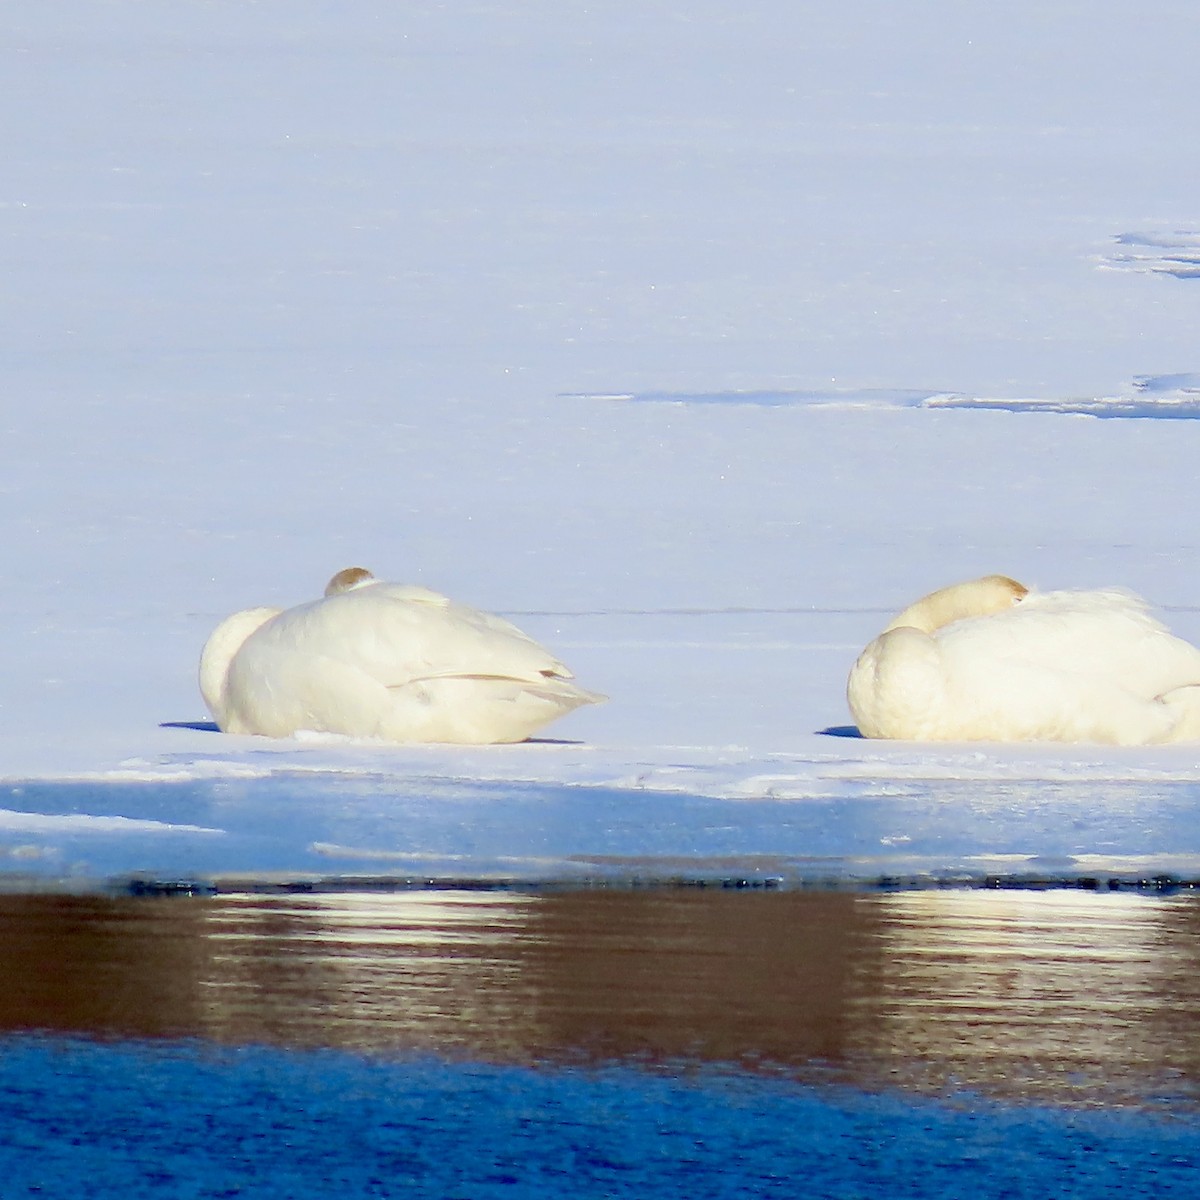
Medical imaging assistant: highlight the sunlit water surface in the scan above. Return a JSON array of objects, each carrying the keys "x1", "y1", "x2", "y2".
[{"x1": 4, "y1": 888, "x2": 1200, "y2": 1105}]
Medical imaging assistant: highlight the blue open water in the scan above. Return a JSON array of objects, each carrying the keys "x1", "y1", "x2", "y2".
[{"x1": 2, "y1": 1036, "x2": 1198, "y2": 1199}]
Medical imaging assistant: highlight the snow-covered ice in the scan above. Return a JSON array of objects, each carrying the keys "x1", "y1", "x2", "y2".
[{"x1": 4, "y1": 1, "x2": 1200, "y2": 885}]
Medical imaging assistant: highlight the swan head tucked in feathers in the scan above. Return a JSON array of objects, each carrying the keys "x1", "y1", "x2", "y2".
[
  {"x1": 324, "y1": 566, "x2": 377, "y2": 596},
  {"x1": 883, "y1": 574, "x2": 1028, "y2": 635}
]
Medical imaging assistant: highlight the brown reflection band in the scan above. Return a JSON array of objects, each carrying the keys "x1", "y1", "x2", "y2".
[{"x1": 2, "y1": 891, "x2": 1198, "y2": 1107}]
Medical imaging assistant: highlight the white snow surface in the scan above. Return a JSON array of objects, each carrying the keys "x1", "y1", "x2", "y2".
[{"x1": 5, "y1": 2, "x2": 1200, "y2": 882}]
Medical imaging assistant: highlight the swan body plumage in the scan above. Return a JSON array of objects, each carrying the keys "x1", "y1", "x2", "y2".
[
  {"x1": 200, "y1": 569, "x2": 605, "y2": 744},
  {"x1": 847, "y1": 575, "x2": 1200, "y2": 744}
]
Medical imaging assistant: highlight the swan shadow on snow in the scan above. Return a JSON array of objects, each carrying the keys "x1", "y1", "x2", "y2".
[
  {"x1": 159, "y1": 720, "x2": 585, "y2": 746},
  {"x1": 818, "y1": 725, "x2": 864, "y2": 739}
]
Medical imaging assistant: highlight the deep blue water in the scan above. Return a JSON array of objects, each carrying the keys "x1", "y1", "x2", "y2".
[{"x1": 1, "y1": 1036, "x2": 1198, "y2": 1199}]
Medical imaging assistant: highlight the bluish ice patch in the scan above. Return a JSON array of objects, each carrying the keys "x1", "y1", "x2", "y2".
[
  {"x1": 1106, "y1": 231, "x2": 1200, "y2": 280},
  {"x1": 0, "y1": 1035, "x2": 1196, "y2": 1199},
  {"x1": 6, "y1": 775, "x2": 1200, "y2": 891},
  {"x1": 563, "y1": 388, "x2": 1200, "y2": 418},
  {"x1": 1136, "y1": 372, "x2": 1200, "y2": 393},
  {"x1": 561, "y1": 387, "x2": 948, "y2": 408}
]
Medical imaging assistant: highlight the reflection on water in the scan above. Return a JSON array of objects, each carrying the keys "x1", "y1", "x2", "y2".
[
  {"x1": 2, "y1": 889, "x2": 1198, "y2": 1106},
  {"x1": 860, "y1": 890, "x2": 1200, "y2": 1103},
  {"x1": 202, "y1": 892, "x2": 541, "y2": 1058}
]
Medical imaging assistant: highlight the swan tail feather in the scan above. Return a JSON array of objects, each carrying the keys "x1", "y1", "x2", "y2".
[{"x1": 382, "y1": 674, "x2": 605, "y2": 743}]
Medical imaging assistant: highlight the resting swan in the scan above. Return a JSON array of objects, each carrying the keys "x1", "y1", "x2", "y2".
[
  {"x1": 846, "y1": 574, "x2": 1200, "y2": 744},
  {"x1": 199, "y1": 567, "x2": 605, "y2": 744}
]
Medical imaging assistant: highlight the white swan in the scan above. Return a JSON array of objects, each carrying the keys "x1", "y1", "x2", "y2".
[
  {"x1": 846, "y1": 574, "x2": 1200, "y2": 744},
  {"x1": 200, "y1": 568, "x2": 605, "y2": 744}
]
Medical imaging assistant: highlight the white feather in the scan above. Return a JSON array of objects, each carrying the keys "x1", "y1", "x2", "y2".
[
  {"x1": 200, "y1": 570, "x2": 605, "y2": 744},
  {"x1": 847, "y1": 575, "x2": 1200, "y2": 744}
]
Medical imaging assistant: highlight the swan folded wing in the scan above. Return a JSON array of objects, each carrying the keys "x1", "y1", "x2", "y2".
[
  {"x1": 377, "y1": 674, "x2": 604, "y2": 743},
  {"x1": 222, "y1": 651, "x2": 392, "y2": 738},
  {"x1": 942, "y1": 590, "x2": 1200, "y2": 699},
  {"x1": 222, "y1": 647, "x2": 603, "y2": 743},
  {"x1": 319, "y1": 591, "x2": 576, "y2": 687},
  {"x1": 930, "y1": 592, "x2": 1200, "y2": 743},
  {"x1": 935, "y1": 651, "x2": 1162, "y2": 744},
  {"x1": 248, "y1": 587, "x2": 576, "y2": 690},
  {"x1": 366, "y1": 582, "x2": 453, "y2": 607},
  {"x1": 388, "y1": 672, "x2": 605, "y2": 703}
]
